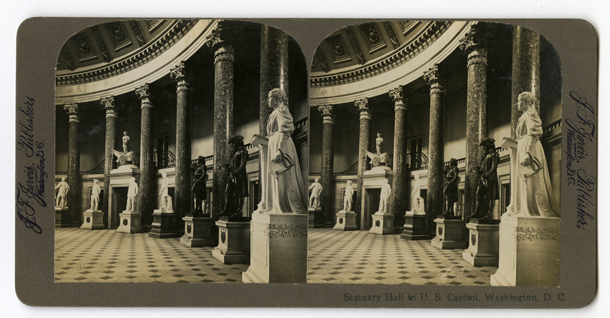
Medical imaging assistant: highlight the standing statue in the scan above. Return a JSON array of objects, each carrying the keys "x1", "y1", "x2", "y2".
[
  {"x1": 376, "y1": 132, "x2": 384, "y2": 155},
  {"x1": 192, "y1": 156, "x2": 208, "y2": 216},
  {"x1": 90, "y1": 179, "x2": 101, "y2": 210},
  {"x1": 342, "y1": 181, "x2": 354, "y2": 212},
  {"x1": 443, "y1": 158, "x2": 459, "y2": 217},
  {"x1": 411, "y1": 174, "x2": 425, "y2": 214},
  {"x1": 472, "y1": 138, "x2": 499, "y2": 219},
  {"x1": 126, "y1": 177, "x2": 138, "y2": 212},
  {"x1": 308, "y1": 178, "x2": 323, "y2": 209},
  {"x1": 220, "y1": 135, "x2": 249, "y2": 217},
  {"x1": 508, "y1": 91, "x2": 560, "y2": 217},
  {"x1": 122, "y1": 131, "x2": 130, "y2": 154},
  {"x1": 377, "y1": 178, "x2": 392, "y2": 214},
  {"x1": 55, "y1": 177, "x2": 70, "y2": 208},
  {"x1": 159, "y1": 172, "x2": 172, "y2": 211},
  {"x1": 366, "y1": 132, "x2": 389, "y2": 168},
  {"x1": 255, "y1": 88, "x2": 308, "y2": 214}
]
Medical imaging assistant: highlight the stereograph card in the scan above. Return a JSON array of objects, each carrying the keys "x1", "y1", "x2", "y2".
[{"x1": 14, "y1": 17, "x2": 597, "y2": 309}]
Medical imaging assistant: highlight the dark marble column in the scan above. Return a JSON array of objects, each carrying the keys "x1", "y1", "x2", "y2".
[
  {"x1": 511, "y1": 26, "x2": 540, "y2": 139},
  {"x1": 319, "y1": 105, "x2": 335, "y2": 227},
  {"x1": 135, "y1": 84, "x2": 155, "y2": 230},
  {"x1": 64, "y1": 103, "x2": 81, "y2": 226},
  {"x1": 100, "y1": 97, "x2": 116, "y2": 228},
  {"x1": 423, "y1": 65, "x2": 446, "y2": 228},
  {"x1": 206, "y1": 24, "x2": 234, "y2": 217},
  {"x1": 354, "y1": 98, "x2": 370, "y2": 228},
  {"x1": 390, "y1": 87, "x2": 409, "y2": 229},
  {"x1": 259, "y1": 25, "x2": 289, "y2": 135},
  {"x1": 459, "y1": 22, "x2": 493, "y2": 218},
  {"x1": 171, "y1": 62, "x2": 191, "y2": 233}
]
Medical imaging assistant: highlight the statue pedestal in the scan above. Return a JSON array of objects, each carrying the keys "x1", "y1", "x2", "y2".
[
  {"x1": 431, "y1": 217, "x2": 467, "y2": 249},
  {"x1": 149, "y1": 209, "x2": 179, "y2": 238},
  {"x1": 180, "y1": 216, "x2": 215, "y2": 247},
  {"x1": 212, "y1": 219, "x2": 251, "y2": 264},
  {"x1": 117, "y1": 211, "x2": 142, "y2": 234},
  {"x1": 81, "y1": 210, "x2": 104, "y2": 230},
  {"x1": 369, "y1": 213, "x2": 394, "y2": 235},
  {"x1": 462, "y1": 219, "x2": 500, "y2": 266},
  {"x1": 401, "y1": 211, "x2": 429, "y2": 240},
  {"x1": 334, "y1": 211, "x2": 358, "y2": 230},
  {"x1": 308, "y1": 207, "x2": 321, "y2": 228},
  {"x1": 491, "y1": 216, "x2": 560, "y2": 286},
  {"x1": 242, "y1": 213, "x2": 307, "y2": 283},
  {"x1": 55, "y1": 207, "x2": 71, "y2": 228}
]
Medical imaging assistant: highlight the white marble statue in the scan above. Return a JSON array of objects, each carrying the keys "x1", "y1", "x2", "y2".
[
  {"x1": 308, "y1": 178, "x2": 323, "y2": 209},
  {"x1": 376, "y1": 132, "x2": 384, "y2": 155},
  {"x1": 55, "y1": 177, "x2": 69, "y2": 208},
  {"x1": 122, "y1": 131, "x2": 130, "y2": 154},
  {"x1": 411, "y1": 174, "x2": 425, "y2": 214},
  {"x1": 507, "y1": 91, "x2": 560, "y2": 217},
  {"x1": 90, "y1": 179, "x2": 101, "y2": 210},
  {"x1": 126, "y1": 177, "x2": 138, "y2": 212},
  {"x1": 378, "y1": 178, "x2": 392, "y2": 214},
  {"x1": 159, "y1": 172, "x2": 173, "y2": 211},
  {"x1": 256, "y1": 88, "x2": 308, "y2": 214},
  {"x1": 342, "y1": 180, "x2": 354, "y2": 212},
  {"x1": 366, "y1": 132, "x2": 389, "y2": 167}
]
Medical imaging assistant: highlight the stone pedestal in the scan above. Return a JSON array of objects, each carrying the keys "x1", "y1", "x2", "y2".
[
  {"x1": 55, "y1": 207, "x2": 71, "y2": 228},
  {"x1": 81, "y1": 210, "x2": 104, "y2": 230},
  {"x1": 149, "y1": 209, "x2": 179, "y2": 238},
  {"x1": 401, "y1": 211, "x2": 430, "y2": 240},
  {"x1": 308, "y1": 207, "x2": 324, "y2": 229},
  {"x1": 333, "y1": 211, "x2": 358, "y2": 231},
  {"x1": 212, "y1": 219, "x2": 251, "y2": 264},
  {"x1": 117, "y1": 211, "x2": 142, "y2": 234},
  {"x1": 242, "y1": 213, "x2": 307, "y2": 283},
  {"x1": 431, "y1": 217, "x2": 467, "y2": 249},
  {"x1": 462, "y1": 219, "x2": 500, "y2": 266},
  {"x1": 491, "y1": 216, "x2": 560, "y2": 287},
  {"x1": 369, "y1": 213, "x2": 394, "y2": 235},
  {"x1": 180, "y1": 216, "x2": 215, "y2": 247}
]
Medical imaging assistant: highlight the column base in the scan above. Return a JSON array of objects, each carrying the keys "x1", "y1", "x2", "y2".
[
  {"x1": 490, "y1": 215, "x2": 560, "y2": 286},
  {"x1": 333, "y1": 211, "x2": 358, "y2": 230},
  {"x1": 431, "y1": 217, "x2": 467, "y2": 249},
  {"x1": 462, "y1": 219, "x2": 500, "y2": 267},
  {"x1": 117, "y1": 211, "x2": 142, "y2": 234},
  {"x1": 180, "y1": 216, "x2": 215, "y2": 247},
  {"x1": 242, "y1": 213, "x2": 307, "y2": 283},
  {"x1": 149, "y1": 209, "x2": 179, "y2": 238},
  {"x1": 212, "y1": 219, "x2": 251, "y2": 264},
  {"x1": 401, "y1": 211, "x2": 430, "y2": 240},
  {"x1": 81, "y1": 210, "x2": 104, "y2": 230},
  {"x1": 55, "y1": 207, "x2": 71, "y2": 228},
  {"x1": 369, "y1": 213, "x2": 394, "y2": 235}
]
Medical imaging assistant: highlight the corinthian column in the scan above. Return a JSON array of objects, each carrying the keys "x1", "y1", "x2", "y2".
[
  {"x1": 135, "y1": 84, "x2": 155, "y2": 230},
  {"x1": 389, "y1": 87, "x2": 409, "y2": 229},
  {"x1": 318, "y1": 105, "x2": 335, "y2": 227},
  {"x1": 206, "y1": 23, "x2": 235, "y2": 217},
  {"x1": 64, "y1": 103, "x2": 81, "y2": 226},
  {"x1": 260, "y1": 25, "x2": 289, "y2": 135},
  {"x1": 511, "y1": 26, "x2": 540, "y2": 138},
  {"x1": 355, "y1": 98, "x2": 370, "y2": 229},
  {"x1": 459, "y1": 22, "x2": 493, "y2": 218},
  {"x1": 100, "y1": 97, "x2": 116, "y2": 228},
  {"x1": 423, "y1": 65, "x2": 445, "y2": 226}
]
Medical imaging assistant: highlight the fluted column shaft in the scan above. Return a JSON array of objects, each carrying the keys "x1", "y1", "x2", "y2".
[
  {"x1": 101, "y1": 97, "x2": 116, "y2": 228},
  {"x1": 135, "y1": 85, "x2": 155, "y2": 228},
  {"x1": 64, "y1": 103, "x2": 80, "y2": 226},
  {"x1": 355, "y1": 99, "x2": 370, "y2": 228},
  {"x1": 390, "y1": 88, "x2": 408, "y2": 228},
  {"x1": 511, "y1": 26, "x2": 540, "y2": 138},
  {"x1": 319, "y1": 105, "x2": 335, "y2": 227},
  {"x1": 260, "y1": 25, "x2": 289, "y2": 135},
  {"x1": 424, "y1": 66, "x2": 445, "y2": 224}
]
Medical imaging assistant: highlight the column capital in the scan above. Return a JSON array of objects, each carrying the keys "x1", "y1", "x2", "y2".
[
  {"x1": 389, "y1": 86, "x2": 411, "y2": 112},
  {"x1": 135, "y1": 84, "x2": 154, "y2": 109},
  {"x1": 354, "y1": 98, "x2": 371, "y2": 121},
  {"x1": 459, "y1": 22, "x2": 494, "y2": 67},
  {"x1": 100, "y1": 96, "x2": 116, "y2": 119},
  {"x1": 423, "y1": 64, "x2": 446, "y2": 95},
  {"x1": 206, "y1": 22, "x2": 235, "y2": 64},
  {"x1": 170, "y1": 62, "x2": 191, "y2": 92},
  {"x1": 64, "y1": 103, "x2": 80, "y2": 123},
  {"x1": 318, "y1": 105, "x2": 335, "y2": 125}
]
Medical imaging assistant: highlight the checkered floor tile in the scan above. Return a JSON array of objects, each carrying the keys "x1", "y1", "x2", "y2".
[
  {"x1": 55, "y1": 228, "x2": 248, "y2": 283},
  {"x1": 307, "y1": 228, "x2": 496, "y2": 286}
]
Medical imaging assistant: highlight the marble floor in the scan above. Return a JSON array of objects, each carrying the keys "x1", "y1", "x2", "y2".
[
  {"x1": 55, "y1": 228, "x2": 248, "y2": 283},
  {"x1": 307, "y1": 228, "x2": 497, "y2": 286}
]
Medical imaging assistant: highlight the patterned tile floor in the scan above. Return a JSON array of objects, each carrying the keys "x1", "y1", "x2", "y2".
[
  {"x1": 307, "y1": 228, "x2": 496, "y2": 286},
  {"x1": 55, "y1": 228, "x2": 248, "y2": 283}
]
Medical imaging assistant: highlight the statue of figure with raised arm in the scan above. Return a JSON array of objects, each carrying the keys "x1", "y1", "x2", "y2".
[
  {"x1": 126, "y1": 177, "x2": 138, "y2": 212},
  {"x1": 342, "y1": 181, "x2": 354, "y2": 212},
  {"x1": 308, "y1": 178, "x2": 322, "y2": 209},
  {"x1": 90, "y1": 179, "x2": 101, "y2": 210},
  {"x1": 377, "y1": 178, "x2": 392, "y2": 214},
  {"x1": 55, "y1": 177, "x2": 69, "y2": 208}
]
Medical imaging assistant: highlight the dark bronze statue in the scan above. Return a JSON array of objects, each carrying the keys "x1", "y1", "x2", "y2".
[
  {"x1": 443, "y1": 158, "x2": 459, "y2": 217},
  {"x1": 220, "y1": 135, "x2": 249, "y2": 217},
  {"x1": 192, "y1": 156, "x2": 208, "y2": 216},
  {"x1": 472, "y1": 137, "x2": 499, "y2": 219}
]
